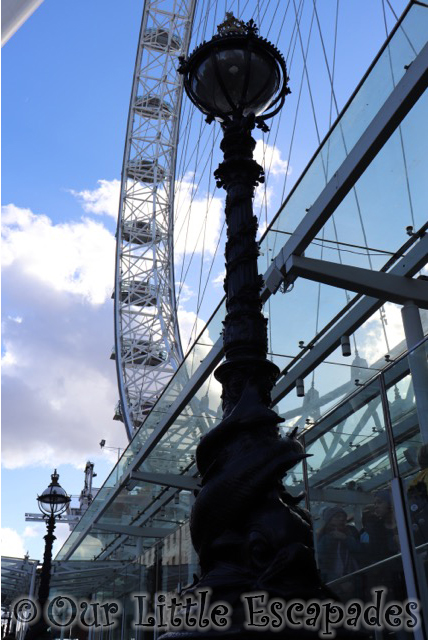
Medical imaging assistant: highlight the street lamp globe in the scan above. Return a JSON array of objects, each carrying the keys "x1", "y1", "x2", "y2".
[
  {"x1": 37, "y1": 469, "x2": 70, "y2": 518},
  {"x1": 179, "y1": 13, "x2": 290, "y2": 128}
]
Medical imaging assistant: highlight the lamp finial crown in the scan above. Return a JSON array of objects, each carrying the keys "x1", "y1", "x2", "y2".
[{"x1": 217, "y1": 12, "x2": 246, "y2": 35}]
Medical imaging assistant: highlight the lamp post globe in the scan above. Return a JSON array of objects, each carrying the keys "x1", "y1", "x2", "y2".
[
  {"x1": 37, "y1": 470, "x2": 70, "y2": 518},
  {"x1": 179, "y1": 12, "x2": 289, "y2": 128}
]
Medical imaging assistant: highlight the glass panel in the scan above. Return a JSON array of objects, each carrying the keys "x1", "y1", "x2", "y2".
[
  {"x1": 267, "y1": 80, "x2": 427, "y2": 426},
  {"x1": 261, "y1": 2, "x2": 428, "y2": 244},
  {"x1": 161, "y1": 522, "x2": 194, "y2": 594},
  {"x1": 384, "y1": 339, "x2": 428, "y2": 610},
  {"x1": 305, "y1": 378, "x2": 409, "y2": 618},
  {"x1": 274, "y1": 343, "x2": 382, "y2": 433},
  {"x1": 282, "y1": 459, "x2": 305, "y2": 497}
]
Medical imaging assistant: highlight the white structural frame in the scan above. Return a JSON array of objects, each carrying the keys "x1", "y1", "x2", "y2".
[{"x1": 114, "y1": 0, "x2": 197, "y2": 440}]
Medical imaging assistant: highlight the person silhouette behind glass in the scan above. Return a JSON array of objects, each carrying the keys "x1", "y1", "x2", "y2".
[
  {"x1": 317, "y1": 506, "x2": 361, "y2": 598},
  {"x1": 408, "y1": 481, "x2": 428, "y2": 546},
  {"x1": 360, "y1": 489, "x2": 407, "y2": 605},
  {"x1": 360, "y1": 489, "x2": 399, "y2": 563}
]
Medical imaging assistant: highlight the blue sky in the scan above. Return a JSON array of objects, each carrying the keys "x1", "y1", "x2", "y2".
[
  {"x1": 2, "y1": 0, "x2": 140, "y2": 219},
  {"x1": 2, "y1": 0, "x2": 410, "y2": 560}
]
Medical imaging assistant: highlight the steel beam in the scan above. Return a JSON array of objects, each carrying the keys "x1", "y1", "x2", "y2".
[
  {"x1": 306, "y1": 412, "x2": 418, "y2": 489},
  {"x1": 93, "y1": 524, "x2": 170, "y2": 538},
  {"x1": 262, "y1": 40, "x2": 428, "y2": 300},
  {"x1": 285, "y1": 255, "x2": 428, "y2": 308},
  {"x1": 401, "y1": 301, "x2": 428, "y2": 442},
  {"x1": 272, "y1": 235, "x2": 428, "y2": 404},
  {"x1": 309, "y1": 487, "x2": 374, "y2": 505},
  {"x1": 129, "y1": 471, "x2": 200, "y2": 490}
]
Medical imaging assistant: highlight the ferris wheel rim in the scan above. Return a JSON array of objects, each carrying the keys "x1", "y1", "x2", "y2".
[{"x1": 114, "y1": 0, "x2": 198, "y2": 441}]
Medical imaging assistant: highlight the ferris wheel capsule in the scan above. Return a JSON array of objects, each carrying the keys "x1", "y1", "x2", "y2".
[
  {"x1": 122, "y1": 340, "x2": 167, "y2": 367},
  {"x1": 122, "y1": 220, "x2": 161, "y2": 244},
  {"x1": 140, "y1": 401, "x2": 155, "y2": 416},
  {"x1": 134, "y1": 95, "x2": 173, "y2": 119},
  {"x1": 115, "y1": 280, "x2": 157, "y2": 307},
  {"x1": 142, "y1": 27, "x2": 182, "y2": 52},
  {"x1": 113, "y1": 401, "x2": 124, "y2": 423},
  {"x1": 127, "y1": 159, "x2": 166, "y2": 184}
]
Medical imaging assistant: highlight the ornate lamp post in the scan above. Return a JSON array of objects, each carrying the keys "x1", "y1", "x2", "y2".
[
  {"x1": 173, "y1": 15, "x2": 366, "y2": 639},
  {"x1": 26, "y1": 470, "x2": 70, "y2": 640}
]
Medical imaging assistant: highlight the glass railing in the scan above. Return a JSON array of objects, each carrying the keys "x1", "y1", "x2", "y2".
[{"x1": 305, "y1": 337, "x2": 428, "y2": 629}]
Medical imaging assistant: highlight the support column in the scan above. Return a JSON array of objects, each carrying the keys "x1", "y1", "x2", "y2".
[{"x1": 401, "y1": 301, "x2": 428, "y2": 442}]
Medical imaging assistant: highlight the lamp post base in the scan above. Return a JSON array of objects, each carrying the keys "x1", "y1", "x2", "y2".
[{"x1": 24, "y1": 621, "x2": 52, "y2": 640}]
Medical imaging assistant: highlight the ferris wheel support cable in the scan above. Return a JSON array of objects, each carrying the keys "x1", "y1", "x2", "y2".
[
  {"x1": 295, "y1": 0, "x2": 369, "y2": 371},
  {"x1": 175, "y1": 137, "x2": 222, "y2": 292},
  {"x1": 175, "y1": 0, "x2": 296, "y2": 345},
  {"x1": 310, "y1": 2, "x2": 392, "y2": 353},
  {"x1": 176, "y1": 0, "x2": 290, "y2": 353}
]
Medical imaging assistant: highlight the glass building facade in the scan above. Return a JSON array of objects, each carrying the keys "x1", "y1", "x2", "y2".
[{"x1": 54, "y1": 339, "x2": 427, "y2": 640}]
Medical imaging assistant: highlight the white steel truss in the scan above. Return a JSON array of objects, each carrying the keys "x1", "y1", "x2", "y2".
[{"x1": 114, "y1": 0, "x2": 197, "y2": 440}]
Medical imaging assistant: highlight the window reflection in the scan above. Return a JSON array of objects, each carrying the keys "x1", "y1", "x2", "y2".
[
  {"x1": 306, "y1": 377, "x2": 409, "y2": 616},
  {"x1": 384, "y1": 341, "x2": 428, "y2": 613}
]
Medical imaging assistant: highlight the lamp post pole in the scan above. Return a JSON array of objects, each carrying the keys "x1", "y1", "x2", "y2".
[
  {"x1": 25, "y1": 471, "x2": 70, "y2": 640},
  {"x1": 37, "y1": 515, "x2": 56, "y2": 611},
  {"x1": 172, "y1": 14, "x2": 367, "y2": 639}
]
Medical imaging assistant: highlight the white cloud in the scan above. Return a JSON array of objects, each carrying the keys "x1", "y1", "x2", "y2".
[
  {"x1": 258, "y1": 220, "x2": 268, "y2": 239},
  {"x1": 174, "y1": 173, "x2": 223, "y2": 257},
  {"x1": 2, "y1": 204, "x2": 115, "y2": 305},
  {"x1": 176, "y1": 309, "x2": 222, "y2": 416},
  {"x1": 0, "y1": 184, "x2": 221, "y2": 471},
  {"x1": 1, "y1": 528, "x2": 26, "y2": 558},
  {"x1": 254, "y1": 184, "x2": 274, "y2": 208},
  {"x1": 177, "y1": 307, "x2": 212, "y2": 355},
  {"x1": 74, "y1": 175, "x2": 224, "y2": 259},
  {"x1": 2, "y1": 204, "x2": 125, "y2": 469},
  {"x1": 357, "y1": 303, "x2": 406, "y2": 364},
  {"x1": 176, "y1": 281, "x2": 195, "y2": 304},
  {"x1": 70, "y1": 179, "x2": 120, "y2": 219},
  {"x1": 212, "y1": 270, "x2": 225, "y2": 288},
  {"x1": 254, "y1": 139, "x2": 290, "y2": 176},
  {"x1": 2, "y1": 317, "x2": 122, "y2": 468},
  {"x1": 1, "y1": 524, "x2": 69, "y2": 561},
  {"x1": 52, "y1": 524, "x2": 72, "y2": 557},
  {"x1": 0, "y1": 524, "x2": 70, "y2": 560}
]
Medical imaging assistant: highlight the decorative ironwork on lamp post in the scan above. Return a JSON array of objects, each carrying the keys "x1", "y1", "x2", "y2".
[
  {"x1": 26, "y1": 470, "x2": 70, "y2": 640},
  {"x1": 171, "y1": 14, "x2": 367, "y2": 639}
]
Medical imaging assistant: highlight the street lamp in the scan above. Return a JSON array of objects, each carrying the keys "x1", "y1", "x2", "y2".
[
  {"x1": 174, "y1": 14, "x2": 358, "y2": 637},
  {"x1": 37, "y1": 470, "x2": 70, "y2": 606},
  {"x1": 99, "y1": 439, "x2": 123, "y2": 461},
  {"x1": 26, "y1": 471, "x2": 70, "y2": 639}
]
